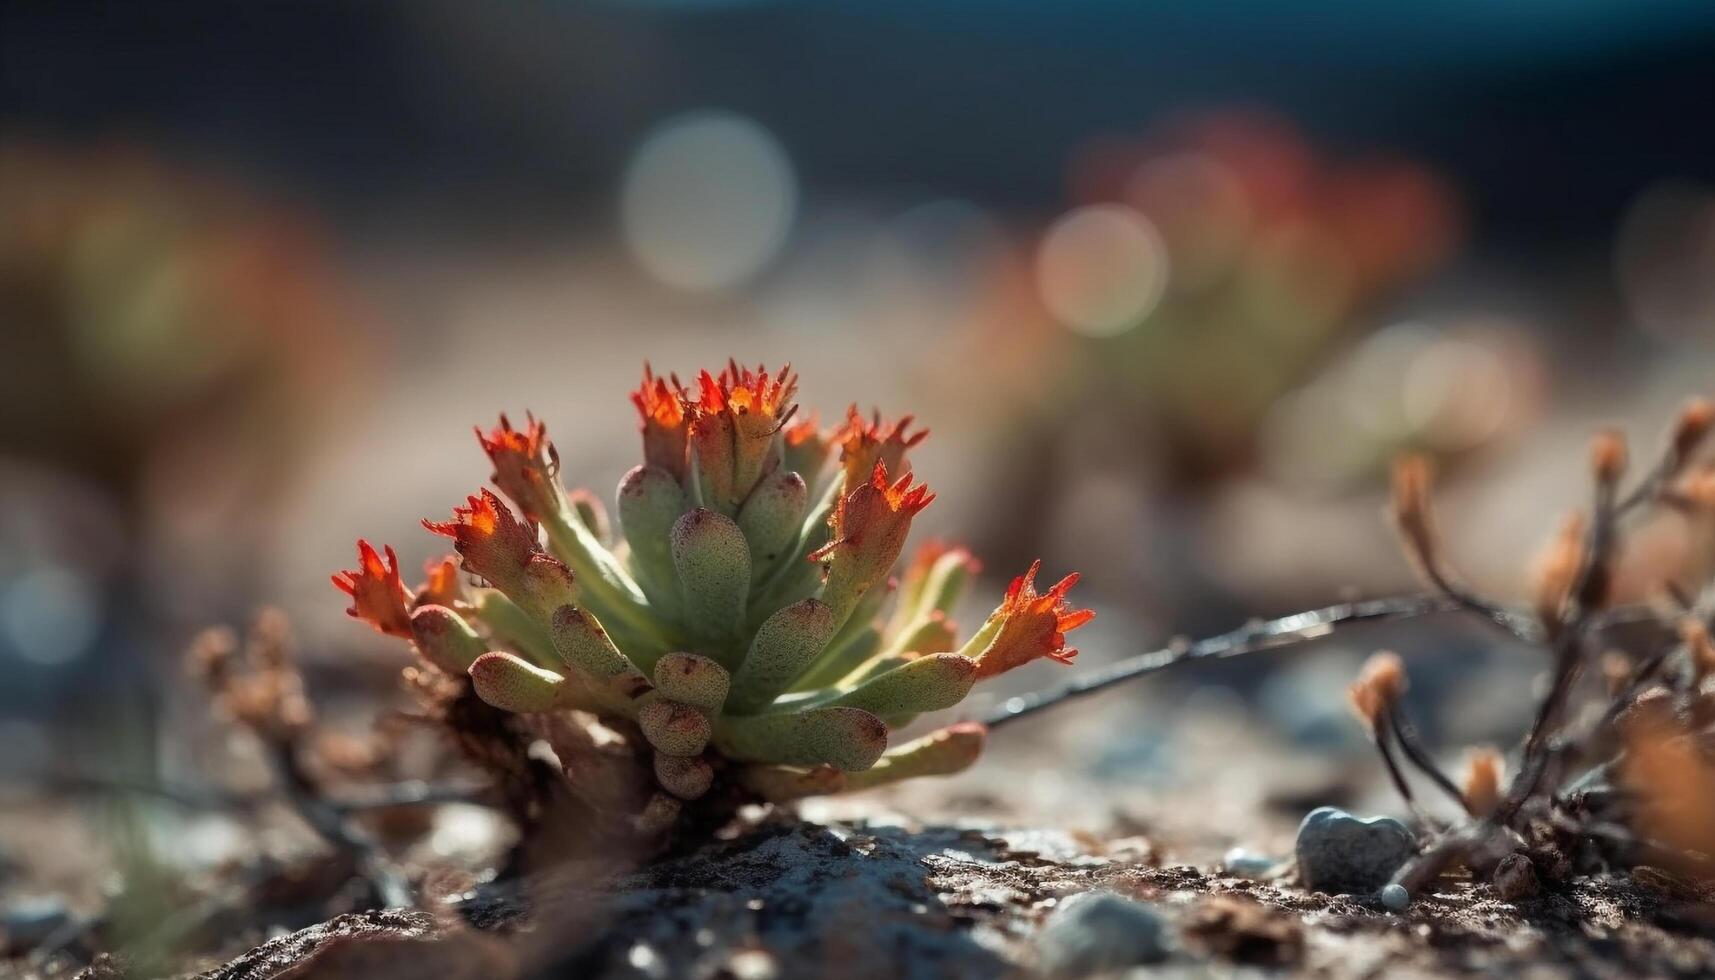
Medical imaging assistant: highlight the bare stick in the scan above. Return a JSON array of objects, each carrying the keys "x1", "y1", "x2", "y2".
[
  {"x1": 262, "y1": 740, "x2": 414, "y2": 909},
  {"x1": 1502, "y1": 448, "x2": 1624, "y2": 817},
  {"x1": 983, "y1": 594, "x2": 1473, "y2": 730},
  {"x1": 1371, "y1": 718, "x2": 1443, "y2": 830},
  {"x1": 1385, "y1": 708, "x2": 1467, "y2": 812}
]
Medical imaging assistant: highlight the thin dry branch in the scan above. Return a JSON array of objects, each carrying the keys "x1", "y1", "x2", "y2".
[
  {"x1": 1379, "y1": 401, "x2": 1715, "y2": 904},
  {"x1": 983, "y1": 594, "x2": 1472, "y2": 729},
  {"x1": 261, "y1": 737, "x2": 415, "y2": 909},
  {"x1": 1384, "y1": 708, "x2": 1467, "y2": 814}
]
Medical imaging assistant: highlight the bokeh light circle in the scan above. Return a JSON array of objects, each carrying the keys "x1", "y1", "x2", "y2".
[
  {"x1": 1036, "y1": 204, "x2": 1168, "y2": 337},
  {"x1": 1402, "y1": 337, "x2": 1511, "y2": 451},
  {"x1": 621, "y1": 110, "x2": 797, "y2": 291},
  {"x1": 2, "y1": 566, "x2": 100, "y2": 667}
]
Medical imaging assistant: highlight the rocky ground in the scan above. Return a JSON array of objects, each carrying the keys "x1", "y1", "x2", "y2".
[
  {"x1": 14, "y1": 809, "x2": 1715, "y2": 979},
  {"x1": 7, "y1": 635, "x2": 1714, "y2": 978}
]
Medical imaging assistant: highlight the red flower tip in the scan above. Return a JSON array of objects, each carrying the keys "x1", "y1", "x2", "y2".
[
  {"x1": 421, "y1": 489, "x2": 539, "y2": 588},
  {"x1": 869, "y1": 461, "x2": 935, "y2": 516},
  {"x1": 781, "y1": 410, "x2": 838, "y2": 480},
  {"x1": 415, "y1": 555, "x2": 463, "y2": 609},
  {"x1": 809, "y1": 462, "x2": 934, "y2": 618},
  {"x1": 906, "y1": 539, "x2": 983, "y2": 580},
  {"x1": 476, "y1": 412, "x2": 550, "y2": 466},
  {"x1": 631, "y1": 364, "x2": 691, "y2": 479},
  {"x1": 974, "y1": 560, "x2": 1092, "y2": 679},
  {"x1": 331, "y1": 540, "x2": 412, "y2": 638},
  {"x1": 423, "y1": 490, "x2": 499, "y2": 540},
  {"x1": 633, "y1": 361, "x2": 801, "y2": 484},
  {"x1": 838, "y1": 406, "x2": 929, "y2": 491},
  {"x1": 476, "y1": 413, "x2": 561, "y2": 521},
  {"x1": 841, "y1": 407, "x2": 929, "y2": 450},
  {"x1": 695, "y1": 361, "x2": 798, "y2": 422},
  {"x1": 784, "y1": 411, "x2": 822, "y2": 447},
  {"x1": 631, "y1": 363, "x2": 687, "y2": 430}
]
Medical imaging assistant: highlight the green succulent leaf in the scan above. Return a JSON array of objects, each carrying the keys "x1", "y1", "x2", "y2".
[
  {"x1": 638, "y1": 700, "x2": 713, "y2": 757},
  {"x1": 715, "y1": 705, "x2": 888, "y2": 771},
  {"x1": 470, "y1": 589, "x2": 558, "y2": 669},
  {"x1": 735, "y1": 764, "x2": 846, "y2": 802},
  {"x1": 729, "y1": 598, "x2": 836, "y2": 713},
  {"x1": 670, "y1": 507, "x2": 751, "y2": 640},
  {"x1": 617, "y1": 464, "x2": 689, "y2": 606},
  {"x1": 408, "y1": 604, "x2": 487, "y2": 674},
  {"x1": 468, "y1": 651, "x2": 571, "y2": 713},
  {"x1": 826, "y1": 653, "x2": 977, "y2": 716},
  {"x1": 738, "y1": 468, "x2": 809, "y2": 574},
  {"x1": 653, "y1": 652, "x2": 731, "y2": 715},
  {"x1": 653, "y1": 752, "x2": 714, "y2": 800},
  {"x1": 842, "y1": 723, "x2": 986, "y2": 791}
]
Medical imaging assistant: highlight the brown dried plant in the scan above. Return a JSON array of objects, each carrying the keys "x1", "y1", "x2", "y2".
[{"x1": 1355, "y1": 397, "x2": 1715, "y2": 905}]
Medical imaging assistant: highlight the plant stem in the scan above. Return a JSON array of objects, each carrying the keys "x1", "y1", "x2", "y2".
[
  {"x1": 262, "y1": 739, "x2": 414, "y2": 908},
  {"x1": 1385, "y1": 708, "x2": 1467, "y2": 812}
]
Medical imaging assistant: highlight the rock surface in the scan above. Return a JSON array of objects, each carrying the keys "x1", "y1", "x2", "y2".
[
  {"x1": 1033, "y1": 891, "x2": 1168, "y2": 976},
  {"x1": 137, "y1": 816, "x2": 1715, "y2": 980},
  {"x1": 193, "y1": 909, "x2": 443, "y2": 980},
  {"x1": 1295, "y1": 806, "x2": 1415, "y2": 895},
  {"x1": 1219, "y1": 847, "x2": 1281, "y2": 880}
]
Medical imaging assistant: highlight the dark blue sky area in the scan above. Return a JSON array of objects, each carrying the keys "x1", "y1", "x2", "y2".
[{"x1": 5, "y1": 2, "x2": 1713, "y2": 247}]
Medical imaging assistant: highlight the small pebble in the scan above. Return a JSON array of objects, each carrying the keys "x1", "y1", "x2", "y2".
[
  {"x1": 726, "y1": 948, "x2": 778, "y2": 980},
  {"x1": 1295, "y1": 806, "x2": 1415, "y2": 895},
  {"x1": 1221, "y1": 847, "x2": 1280, "y2": 879},
  {"x1": 1034, "y1": 890, "x2": 1170, "y2": 977},
  {"x1": 1380, "y1": 884, "x2": 1410, "y2": 911}
]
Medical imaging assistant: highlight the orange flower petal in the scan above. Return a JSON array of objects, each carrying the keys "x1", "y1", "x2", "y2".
[
  {"x1": 331, "y1": 540, "x2": 413, "y2": 638},
  {"x1": 836, "y1": 406, "x2": 928, "y2": 492},
  {"x1": 476, "y1": 412, "x2": 562, "y2": 522},
  {"x1": 415, "y1": 555, "x2": 463, "y2": 609},
  {"x1": 973, "y1": 560, "x2": 1092, "y2": 678},
  {"x1": 422, "y1": 489, "x2": 538, "y2": 590},
  {"x1": 631, "y1": 363, "x2": 690, "y2": 479}
]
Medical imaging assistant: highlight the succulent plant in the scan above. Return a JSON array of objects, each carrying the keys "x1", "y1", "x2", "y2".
[{"x1": 333, "y1": 362, "x2": 1089, "y2": 827}]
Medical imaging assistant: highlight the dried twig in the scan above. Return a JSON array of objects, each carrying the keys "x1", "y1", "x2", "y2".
[
  {"x1": 984, "y1": 594, "x2": 1469, "y2": 729},
  {"x1": 260, "y1": 738, "x2": 415, "y2": 909},
  {"x1": 1373, "y1": 400, "x2": 1715, "y2": 904},
  {"x1": 1383, "y1": 708, "x2": 1466, "y2": 813},
  {"x1": 187, "y1": 612, "x2": 416, "y2": 909}
]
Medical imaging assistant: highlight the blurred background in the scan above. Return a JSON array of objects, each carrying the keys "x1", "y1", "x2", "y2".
[{"x1": 2, "y1": 0, "x2": 1714, "y2": 932}]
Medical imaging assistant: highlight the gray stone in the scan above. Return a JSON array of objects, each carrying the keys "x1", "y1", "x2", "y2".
[
  {"x1": 1034, "y1": 890, "x2": 1169, "y2": 977},
  {"x1": 1295, "y1": 806, "x2": 1415, "y2": 895},
  {"x1": 1380, "y1": 884, "x2": 1410, "y2": 911},
  {"x1": 1221, "y1": 847, "x2": 1281, "y2": 879}
]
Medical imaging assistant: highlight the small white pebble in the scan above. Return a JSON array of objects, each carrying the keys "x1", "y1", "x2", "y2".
[
  {"x1": 1381, "y1": 884, "x2": 1410, "y2": 911},
  {"x1": 727, "y1": 949, "x2": 778, "y2": 980},
  {"x1": 1221, "y1": 846, "x2": 1279, "y2": 878}
]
